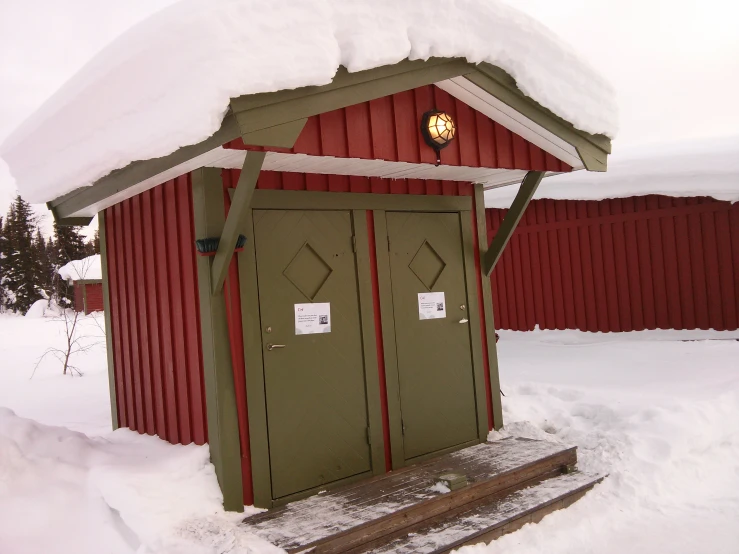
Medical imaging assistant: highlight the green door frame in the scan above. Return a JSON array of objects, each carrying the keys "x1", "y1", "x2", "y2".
[
  {"x1": 473, "y1": 184, "x2": 504, "y2": 430},
  {"x1": 192, "y1": 168, "x2": 246, "y2": 512},
  {"x1": 237, "y1": 190, "x2": 491, "y2": 508}
]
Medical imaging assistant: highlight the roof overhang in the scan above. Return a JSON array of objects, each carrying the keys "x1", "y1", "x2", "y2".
[{"x1": 47, "y1": 57, "x2": 611, "y2": 223}]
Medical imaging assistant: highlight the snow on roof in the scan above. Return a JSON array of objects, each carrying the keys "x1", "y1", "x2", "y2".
[
  {"x1": 58, "y1": 254, "x2": 102, "y2": 282},
  {"x1": 485, "y1": 135, "x2": 739, "y2": 208},
  {"x1": 0, "y1": 0, "x2": 618, "y2": 205}
]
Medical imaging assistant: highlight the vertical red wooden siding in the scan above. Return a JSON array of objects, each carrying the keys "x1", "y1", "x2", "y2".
[
  {"x1": 104, "y1": 176, "x2": 208, "y2": 444},
  {"x1": 224, "y1": 85, "x2": 572, "y2": 174},
  {"x1": 81, "y1": 282, "x2": 104, "y2": 314},
  {"x1": 73, "y1": 283, "x2": 84, "y2": 313},
  {"x1": 488, "y1": 195, "x2": 739, "y2": 332}
]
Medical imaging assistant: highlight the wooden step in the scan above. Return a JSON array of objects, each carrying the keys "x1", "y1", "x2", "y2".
[
  {"x1": 242, "y1": 438, "x2": 579, "y2": 553},
  {"x1": 356, "y1": 471, "x2": 604, "y2": 553}
]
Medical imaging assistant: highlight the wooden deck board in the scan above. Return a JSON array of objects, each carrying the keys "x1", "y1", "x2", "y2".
[
  {"x1": 363, "y1": 471, "x2": 603, "y2": 553},
  {"x1": 241, "y1": 438, "x2": 574, "y2": 551}
]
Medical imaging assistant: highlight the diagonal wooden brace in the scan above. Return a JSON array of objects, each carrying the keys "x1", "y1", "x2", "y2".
[
  {"x1": 483, "y1": 171, "x2": 545, "y2": 277},
  {"x1": 210, "y1": 150, "x2": 266, "y2": 294}
]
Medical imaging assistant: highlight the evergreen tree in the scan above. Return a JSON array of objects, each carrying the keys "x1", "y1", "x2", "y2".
[
  {"x1": 3, "y1": 195, "x2": 41, "y2": 313},
  {"x1": 33, "y1": 228, "x2": 53, "y2": 299},
  {"x1": 53, "y1": 221, "x2": 88, "y2": 266},
  {"x1": 0, "y1": 215, "x2": 6, "y2": 310},
  {"x1": 91, "y1": 227, "x2": 100, "y2": 255}
]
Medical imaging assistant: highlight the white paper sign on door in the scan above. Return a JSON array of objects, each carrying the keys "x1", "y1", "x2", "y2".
[
  {"x1": 294, "y1": 302, "x2": 331, "y2": 334},
  {"x1": 418, "y1": 292, "x2": 446, "y2": 320}
]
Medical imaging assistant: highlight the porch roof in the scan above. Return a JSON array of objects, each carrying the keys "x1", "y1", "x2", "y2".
[{"x1": 0, "y1": 0, "x2": 616, "y2": 223}]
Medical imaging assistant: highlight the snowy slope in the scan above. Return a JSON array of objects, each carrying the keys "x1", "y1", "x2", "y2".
[
  {"x1": 485, "y1": 135, "x2": 739, "y2": 207},
  {"x1": 58, "y1": 254, "x2": 102, "y2": 282},
  {"x1": 1, "y1": 312, "x2": 737, "y2": 553},
  {"x1": 0, "y1": 0, "x2": 618, "y2": 204}
]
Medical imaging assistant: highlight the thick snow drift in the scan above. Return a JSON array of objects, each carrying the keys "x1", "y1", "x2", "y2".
[
  {"x1": 58, "y1": 254, "x2": 102, "y2": 282},
  {"x1": 0, "y1": 312, "x2": 276, "y2": 554},
  {"x1": 0, "y1": 408, "x2": 280, "y2": 554},
  {"x1": 485, "y1": 135, "x2": 739, "y2": 207},
  {"x1": 0, "y1": 0, "x2": 617, "y2": 204}
]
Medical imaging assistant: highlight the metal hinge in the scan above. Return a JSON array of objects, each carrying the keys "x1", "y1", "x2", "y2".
[
  {"x1": 401, "y1": 419, "x2": 406, "y2": 435},
  {"x1": 366, "y1": 426, "x2": 372, "y2": 444},
  {"x1": 352, "y1": 235, "x2": 357, "y2": 253},
  {"x1": 387, "y1": 236, "x2": 391, "y2": 251}
]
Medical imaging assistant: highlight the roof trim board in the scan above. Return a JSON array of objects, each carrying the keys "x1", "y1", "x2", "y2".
[
  {"x1": 467, "y1": 64, "x2": 610, "y2": 170},
  {"x1": 435, "y1": 77, "x2": 583, "y2": 169}
]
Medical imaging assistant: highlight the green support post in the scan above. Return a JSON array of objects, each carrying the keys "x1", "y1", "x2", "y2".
[
  {"x1": 474, "y1": 184, "x2": 504, "y2": 430},
  {"x1": 483, "y1": 171, "x2": 545, "y2": 277},
  {"x1": 192, "y1": 168, "x2": 245, "y2": 512},
  {"x1": 211, "y1": 151, "x2": 265, "y2": 294},
  {"x1": 98, "y1": 210, "x2": 119, "y2": 429}
]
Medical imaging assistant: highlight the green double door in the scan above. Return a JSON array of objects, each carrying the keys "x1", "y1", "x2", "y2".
[
  {"x1": 253, "y1": 208, "x2": 479, "y2": 501},
  {"x1": 386, "y1": 212, "x2": 479, "y2": 461}
]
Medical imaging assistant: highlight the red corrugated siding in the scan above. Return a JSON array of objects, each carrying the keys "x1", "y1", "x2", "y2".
[
  {"x1": 224, "y1": 85, "x2": 572, "y2": 173},
  {"x1": 104, "y1": 176, "x2": 207, "y2": 444},
  {"x1": 487, "y1": 196, "x2": 739, "y2": 332}
]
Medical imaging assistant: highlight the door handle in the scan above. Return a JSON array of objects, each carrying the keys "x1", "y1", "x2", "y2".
[
  {"x1": 267, "y1": 344, "x2": 286, "y2": 351},
  {"x1": 459, "y1": 318, "x2": 469, "y2": 324}
]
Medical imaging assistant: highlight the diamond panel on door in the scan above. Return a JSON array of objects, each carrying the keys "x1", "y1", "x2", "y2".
[
  {"x1": 409, "y1": 240, "x2": 447, "y2": 291},
  {"x1": 283, "y1": 242, "x2": 334, "y2": 301}
]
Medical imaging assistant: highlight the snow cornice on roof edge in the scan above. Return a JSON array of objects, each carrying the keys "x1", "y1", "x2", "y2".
[
  {"x1": 485, "y1": 135, "x2": 739, "y2": 207},
  {"x1": 0, "y1": 0, "x2": 617, "y2": 212}
]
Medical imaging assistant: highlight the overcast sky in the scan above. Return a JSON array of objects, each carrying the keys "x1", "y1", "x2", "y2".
[{"x1": 0, "y1": 0, "x2": 737, "y2": 233}]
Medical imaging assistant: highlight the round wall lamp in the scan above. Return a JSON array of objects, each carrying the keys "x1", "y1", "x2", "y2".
[{"x1": 421, "y1": 109, "x2": 456, "y2": 166}]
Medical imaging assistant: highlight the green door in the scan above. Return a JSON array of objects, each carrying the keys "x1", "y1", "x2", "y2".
[
  {"x1": 386, "y1": 211, "x2": 479, "y2": 461},
  {"x1": 253, "y1": 209, "x2": 372, "y2": 500}
]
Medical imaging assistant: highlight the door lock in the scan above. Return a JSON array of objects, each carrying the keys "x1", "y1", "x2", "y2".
[{"x1": 267, "y1": 344, "x2": 286, "y2": 351}]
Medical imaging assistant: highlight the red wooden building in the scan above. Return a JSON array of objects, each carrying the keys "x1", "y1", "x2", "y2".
[
  {"x1": 72, "y1": 280, "x2": 104, "y2": 314},
  {"x1": 58, "y1": 255, "x2": 105, "y2": 314},
  {"x1": 484, "y1": 137, "x2": 739, "y2": 332},
  {"x1": 3, "y1": 34, "x2": 615, "y2": 519},
  {"x1": 94, "y1": 70, "x2": 614, "y2": 511}
]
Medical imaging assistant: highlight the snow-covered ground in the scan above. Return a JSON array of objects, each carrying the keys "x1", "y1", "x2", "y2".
[
  {"x1": 1, "y1": 313, "x2": 737, "y2": 553},
  {"x1": 471, "y1": 328, "x2": 739, "y2": 554}
]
